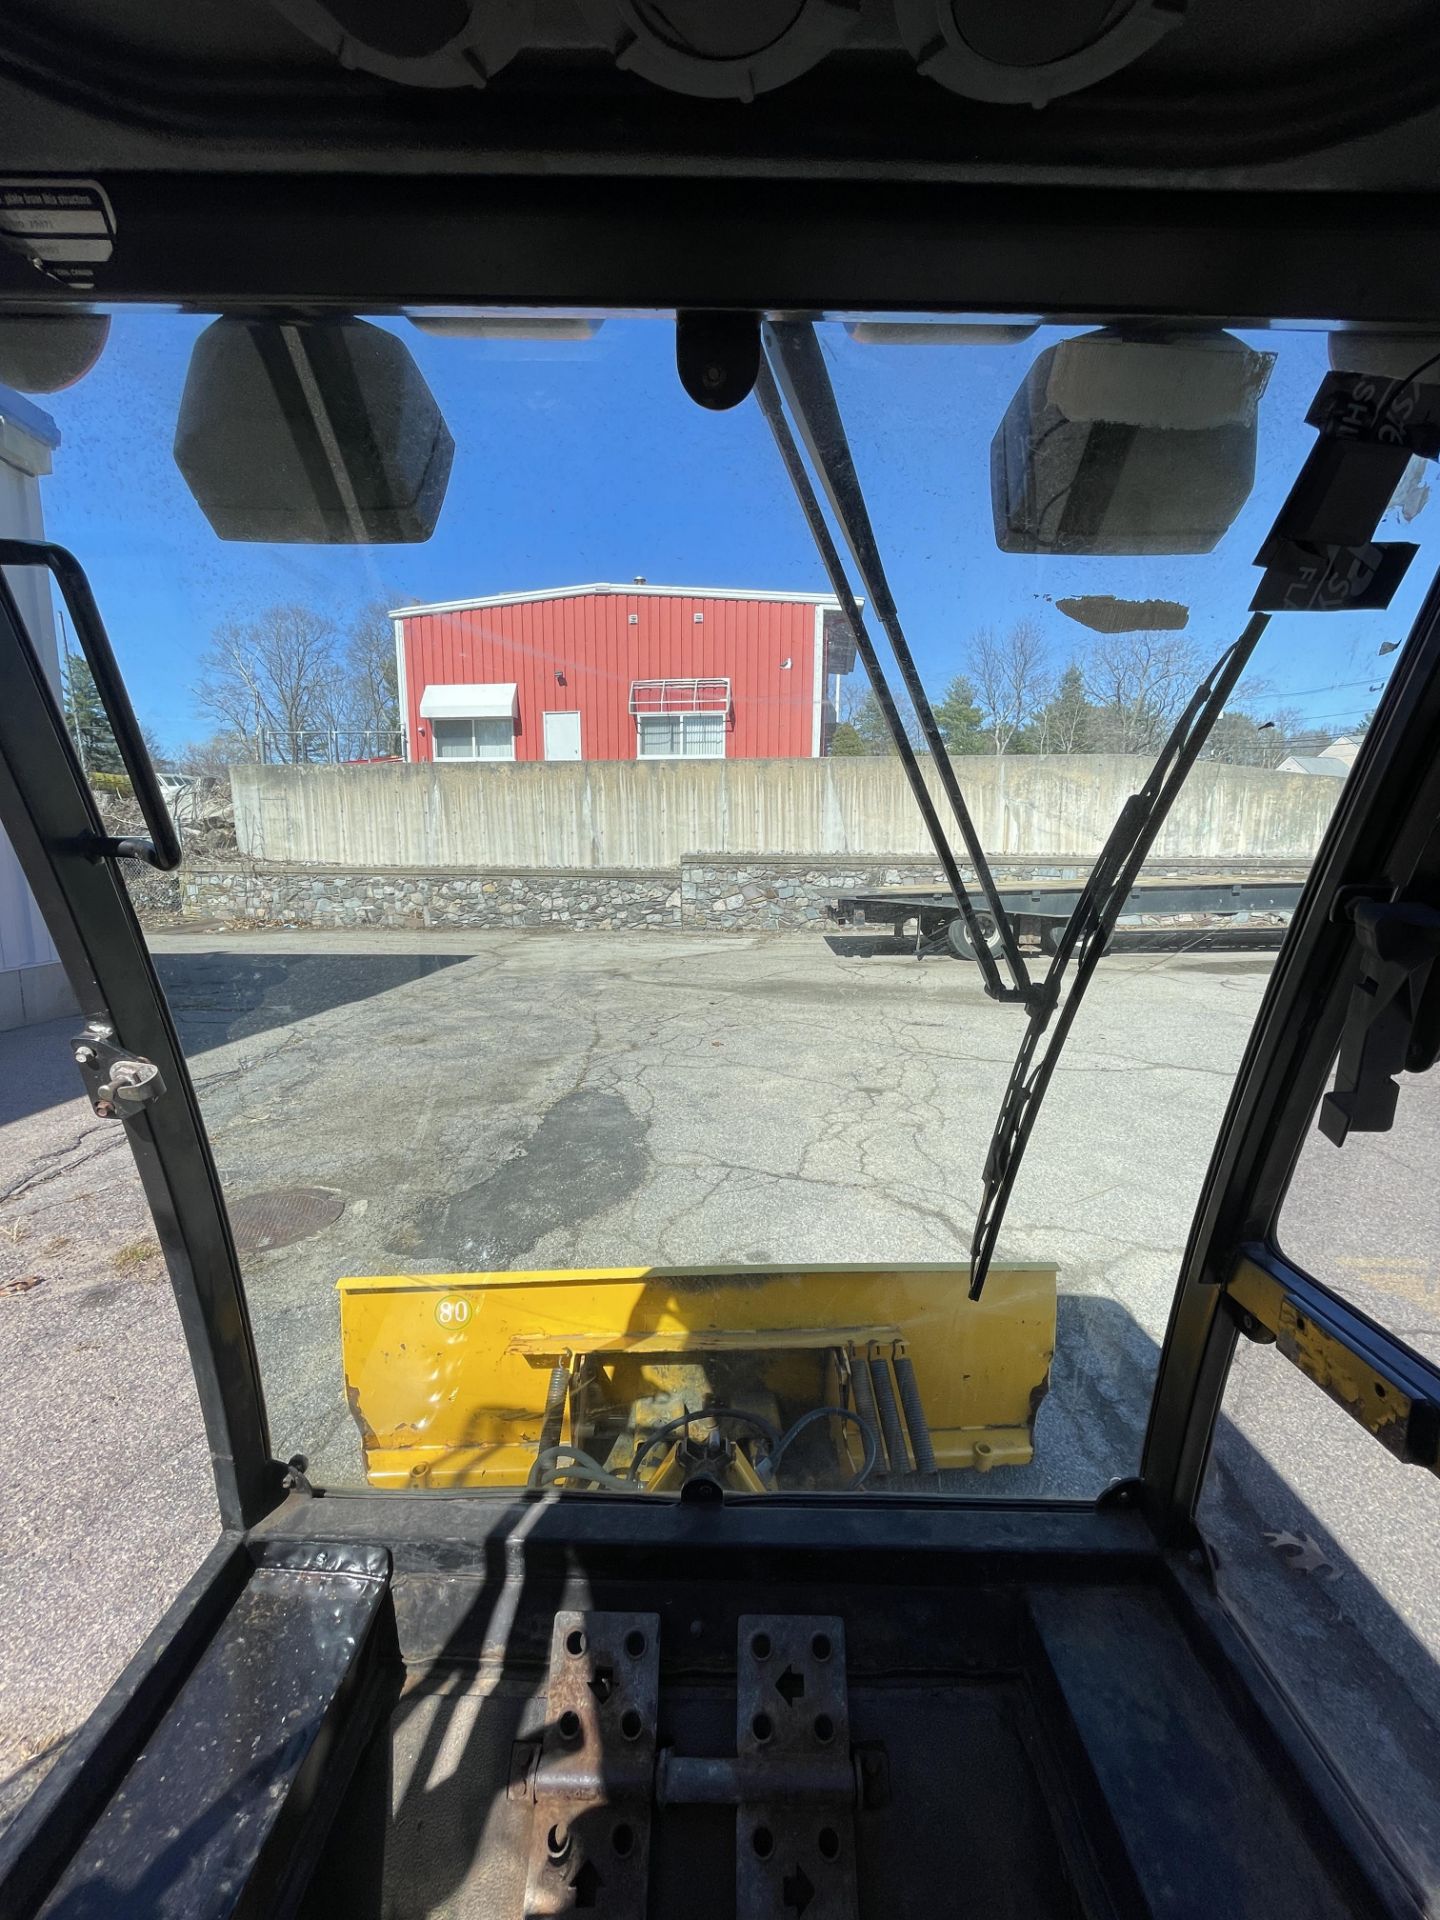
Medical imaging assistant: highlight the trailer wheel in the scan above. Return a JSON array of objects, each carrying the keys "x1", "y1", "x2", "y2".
[{"x1": 946, "y1": 910, "x2": 1002, "y2": 963}]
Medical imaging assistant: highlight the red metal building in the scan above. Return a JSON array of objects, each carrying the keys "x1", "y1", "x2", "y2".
[{"x1": 392, "y1": 582, "x2": 852, "y2": 764}]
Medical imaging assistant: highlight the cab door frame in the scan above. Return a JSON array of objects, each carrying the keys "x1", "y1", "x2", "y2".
[{"x1": 1143, "y1": 567, "x2": 1440, "y2": 1539}]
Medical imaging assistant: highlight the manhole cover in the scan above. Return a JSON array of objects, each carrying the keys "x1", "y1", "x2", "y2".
[{"x1": 229, "y1": 1186, "x2": 345, "y2": 1256}]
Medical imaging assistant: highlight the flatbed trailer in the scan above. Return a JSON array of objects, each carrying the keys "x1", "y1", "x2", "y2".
[{"x1": 831, "y1": 876, "x2": 1306, "y2": 960}]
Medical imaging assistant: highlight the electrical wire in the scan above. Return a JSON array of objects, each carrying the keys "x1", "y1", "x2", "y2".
[
  {"x1": 624, "y1": 1406, "x2": 782, "y2": 1484},
  {"x1": 1390, "y1": 346, "x2": 1440, "y2": 396},
  {"x1": 765, "y1": 1405, "x2": 880, "y2": 1492}
]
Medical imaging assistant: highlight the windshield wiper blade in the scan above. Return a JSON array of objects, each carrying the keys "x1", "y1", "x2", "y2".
[
  {"x1": 968, "y1": 611, "x2": 1272, "y2": 1299},
  {"x1": 759, "y1": 321, "x2": 1035, "y2": 1007}
]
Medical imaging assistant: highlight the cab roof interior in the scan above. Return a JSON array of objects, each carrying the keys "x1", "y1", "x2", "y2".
[
  {"x1": 1, "y1": 6, "x2": 1438, "y2": 323},
  {"x1": 2, "y1": 0, "x2": 1440, "y2": 181}
]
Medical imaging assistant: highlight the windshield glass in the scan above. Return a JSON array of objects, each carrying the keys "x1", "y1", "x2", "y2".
[{"x1": 10, "y1": 308, "x2": 1436, "y2": 1499}]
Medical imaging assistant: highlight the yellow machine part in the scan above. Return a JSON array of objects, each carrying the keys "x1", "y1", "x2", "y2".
[{"x1": 336, "y1": 1262, "x2": 1057, "y2": 1489}]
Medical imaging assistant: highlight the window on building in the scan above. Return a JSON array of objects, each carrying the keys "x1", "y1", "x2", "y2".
[
  {"x1": 431, "y1": 715, "x2": 515, "y2": 761},
  {"x1": 636, "y1": 713, "x2": 726, "y2": 759}
]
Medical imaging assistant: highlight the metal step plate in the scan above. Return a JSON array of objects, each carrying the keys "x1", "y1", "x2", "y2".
[
  {"x1": 735, "y1": 1615, "x2": 857, "y2": 1920},
  {"x1": 523, "y1": 1609, "x2": 661, "y2": 1918}
]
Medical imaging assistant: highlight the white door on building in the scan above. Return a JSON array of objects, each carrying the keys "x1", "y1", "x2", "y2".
[{"x1": 543, "y1": 711, "x2": 582, "y2": 761}]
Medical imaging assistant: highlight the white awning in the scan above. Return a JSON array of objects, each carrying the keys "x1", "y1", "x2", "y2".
[{"x1": 419, "y1": 682, "x2": 518, "y2": 720}]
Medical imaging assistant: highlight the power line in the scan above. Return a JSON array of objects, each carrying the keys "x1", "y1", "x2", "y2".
[
  {"x1": 1282, "y1": 709, "x2": 1372, "y2": 731},
  {"x1": 1265, "y1": 674, "x2": 1387, "y2": 700}
]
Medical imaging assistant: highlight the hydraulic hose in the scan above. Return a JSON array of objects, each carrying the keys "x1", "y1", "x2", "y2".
[
  {"x1": 624, "y1": 1406, "x2": 781, "y2": 1484},
  {"x1": 527, "y1": 1444, "x2": 636, "y2": 1491},
  {"x1": 766, "y1": 1405, "x2": 880, "y2": 1492}
]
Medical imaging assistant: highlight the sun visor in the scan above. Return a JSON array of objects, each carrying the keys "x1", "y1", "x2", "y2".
[
  {"x1": 173, "y1": 317, "x2": 454, "y2": 544},
  {"x1": 991, "y1": 330, "x2": 1275, "y2": 556}
]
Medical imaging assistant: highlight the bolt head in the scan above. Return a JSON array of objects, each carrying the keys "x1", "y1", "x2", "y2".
[{"x1": 74, "y1": 1046, "x2": 95, "y2": 1065}]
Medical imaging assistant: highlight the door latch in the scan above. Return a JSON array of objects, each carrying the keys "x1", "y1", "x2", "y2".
[{"x1": 72, "y1": 1023, "x2": 165, "y2": 1120}]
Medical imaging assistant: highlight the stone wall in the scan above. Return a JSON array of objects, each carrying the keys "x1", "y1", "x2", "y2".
[
  {"x1": 682, "y1": 858, "x2": 946, "y2": 931},
  {"x1": 179, "y1": 852, "x2": 1308, "y2": 937},
  {"x1": 180, "y1": 864, "x2": 679, "y2": 932}
]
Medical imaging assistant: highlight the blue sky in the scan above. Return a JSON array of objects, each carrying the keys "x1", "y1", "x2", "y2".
[{"x1": 27, "y1": 310, "x2": 1427, "y2": 751}]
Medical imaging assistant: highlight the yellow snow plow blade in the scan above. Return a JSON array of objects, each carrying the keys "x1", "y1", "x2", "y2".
[{"x1": 337, "y1": 1261, "x2": 1057, "y2": 1490}]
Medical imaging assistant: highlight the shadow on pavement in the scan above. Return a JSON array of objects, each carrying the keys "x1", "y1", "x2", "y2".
[
  {"x1": 152, "y1": 949, "x2": 468, "y2": 1055},
  {"x1": 822, "y1": 932, "x2": 910, "y2": 959},
  {"x1": 0, "y1": 1017, "x2": 90, "y2": 1129},
  {"x1": 0, "y1": 951, "x2": 469, "y2": 1123}
]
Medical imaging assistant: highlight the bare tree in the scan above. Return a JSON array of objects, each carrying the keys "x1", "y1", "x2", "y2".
[
  {"x1": 194, "y1": 604, "x2": 343, "y2": 763},
  {"x1": 345, "y1": 601, "x2": 402, "y2": 755},
  {"x1": 1200, "y1": 699, "x2": 1307, "y2": 769},
  {"x1": 1083, "y1": 630, "x2": 1202, "y2": 755},
  {"x1": 967, "y1": 620, "x2": 1051, "y2": 754},
  {"x1": 138, "y1": 719, "x2": 176, "y2": 772},
  {"x1": 836, "y1": 678, "x2": 871, "y2": 729},
  {"x1": 173, "y1": 731, "x2": 255, "y2": 775}
]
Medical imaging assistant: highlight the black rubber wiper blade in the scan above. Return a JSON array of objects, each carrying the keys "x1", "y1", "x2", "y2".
[
  {"x1": 761, "y1": 321, "x2": 1035, "y2": 1007},
  {"x1": 969, "y1": 611, "x2": 1272, "y2": 1299}
]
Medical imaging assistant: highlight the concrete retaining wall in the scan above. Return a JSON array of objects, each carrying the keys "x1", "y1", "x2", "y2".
[{"x1": 232, "y1": 754, "x2": 1342, "y2": 872}]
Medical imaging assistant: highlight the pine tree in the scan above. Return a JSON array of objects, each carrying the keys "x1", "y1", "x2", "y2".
[
  {"x1": 933, "y1": 675, "x2": 985, "y2": 754},
  {"x1": 1035, "y1": 661, "x2": 1094, "y2": 754},
  {"x1": 62, "y1": 654, "x2": 123, "y2": 774},
  {"x1": 851, "y1": 690, "x2": 894, "y2": 753},
  {"x1": 836, "y1": 688, "x2": 926, "y2": 755},
  {"x1": 828, "y1": 721, "x2": 867, "y2": 756}
]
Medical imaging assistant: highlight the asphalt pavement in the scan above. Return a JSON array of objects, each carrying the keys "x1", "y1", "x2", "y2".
[{"x1": 1, "y1": 922, "x2": 1437, "y2": 1864}]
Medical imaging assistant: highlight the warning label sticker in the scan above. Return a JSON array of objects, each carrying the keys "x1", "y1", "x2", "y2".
[{"x1": 0, "y1": 180, "x2": 115, "y2": 287}]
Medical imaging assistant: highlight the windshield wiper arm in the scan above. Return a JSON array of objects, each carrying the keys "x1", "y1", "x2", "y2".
[
  {"x1": 759, "y1": 322, "x2": 1035, "y2": 1007},
  {"x1": 968, "y1": 611, "x2": 1272, "y2": 1299}
]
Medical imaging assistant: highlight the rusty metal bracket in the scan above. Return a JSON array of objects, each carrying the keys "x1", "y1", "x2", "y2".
[
  {"x1": 522, "y1": 1610, "x2": 661, "y2": 1918},
  {"x1": 735, "y1": 1615, "x2": 858, "y2": 1920},
  {"x1": 1227, "y1": 1256, "x2": 1440, "y2": 1474},
  {"x1": 71, "y1": 1022, "x2": 165, "y2": 1120}
]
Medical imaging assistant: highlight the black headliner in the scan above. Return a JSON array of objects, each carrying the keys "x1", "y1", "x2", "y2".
[
  {"x1": 4, "y1": 0, "x2": 1440, "y2": 185},
  {"x1": 2, "y1": 6, "x2": 1440, "y2": 325}
]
